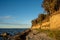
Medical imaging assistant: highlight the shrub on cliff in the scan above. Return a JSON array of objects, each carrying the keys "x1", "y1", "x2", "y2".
[
  {"x1": 31, "y1": 14, "x2": 47, "y2": 26},
  {"x1": 42, "y1": 0, "x2": 60, "y2": 14}
]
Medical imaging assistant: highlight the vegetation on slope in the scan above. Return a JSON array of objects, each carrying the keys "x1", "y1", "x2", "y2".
[
  {"x1": 35, "y1": 29, "x2": 60, "y2": 40},
  {"x1": 31, "y1": 0, "x2": 60, "y2": 27},
  {"x1": 42, "y1": 0, "x2": 60, "y2": 14},
  {"x1": 31, "y1": 0, "x2": 60, "y2": 40}
]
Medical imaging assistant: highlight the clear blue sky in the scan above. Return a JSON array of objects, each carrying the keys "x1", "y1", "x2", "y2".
[{"x1": 0, "y1": 0, "x2": 44, "y2": 28}]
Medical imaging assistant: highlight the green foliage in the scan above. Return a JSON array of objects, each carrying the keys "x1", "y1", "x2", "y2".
[
  {"x1": 38, "y1": 14, "x2": 46, "y2": 22},
  {"x1": 42, "y1": 0, "x2": 60, "y2": 14},
  {"x1": 31, "y1": 19, "x2": 37, "y2": 26},
  {"x1": 35, "y1": 29, "x2": 60, "y2": 40},
  {"x1": 31, "y1": 14, "x2": 47, "y2": 26},
  {"x1": 53, "y1": 30, "x2": 60, "y2": 40}
]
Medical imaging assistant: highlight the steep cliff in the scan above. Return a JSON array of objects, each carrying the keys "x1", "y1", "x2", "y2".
[
  {"x1": 50, "y1": 10, "x2": 60, "y2": 30},
  {"x1": 31, "y1": 0, "x2": 60, "y2": 30}
]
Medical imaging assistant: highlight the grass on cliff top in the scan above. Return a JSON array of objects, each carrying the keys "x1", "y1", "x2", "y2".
[{"x1": 35, "y1": 29, "x2": 60, "y2": 40}]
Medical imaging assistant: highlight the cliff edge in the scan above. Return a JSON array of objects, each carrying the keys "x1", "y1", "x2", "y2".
[{"x1": 31, "y1": 0, "x2": 60, "y2": 30}]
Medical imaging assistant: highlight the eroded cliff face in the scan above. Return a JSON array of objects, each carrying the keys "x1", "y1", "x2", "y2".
[
  {"x1": 31, "y1": 10, "x2": 60, "y2": 30},
  {"x1": 31, "y1": 24, "x2": 41, "y2": 29},
  {"x1": 50, "y1": 10, "x2": 60, "y2": 30},
  {"x1": 31, "y1": 0, "x2": 60, "y2": 30}
]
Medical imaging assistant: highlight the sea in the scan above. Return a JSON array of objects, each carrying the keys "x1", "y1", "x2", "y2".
[{"x1": 0, "y1": 28, "x2": 28, "y2": 40}]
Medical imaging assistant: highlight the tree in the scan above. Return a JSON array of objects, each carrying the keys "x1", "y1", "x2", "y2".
[{"x1": 42, "y1": 0, "x2": 60, "y2": 15}]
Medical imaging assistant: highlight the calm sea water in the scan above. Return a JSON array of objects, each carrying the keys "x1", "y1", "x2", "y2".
[{"x1": 0, "y1": 28, "x2": 28, "y2": 40}]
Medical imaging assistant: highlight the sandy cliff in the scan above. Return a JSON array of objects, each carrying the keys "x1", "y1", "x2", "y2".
[
  {"x1": 31, "y1": 0, "x2": 60, "y2": 30},
  {"x1": 50, "y1": 10, "x2": 60, "y2": 30}
]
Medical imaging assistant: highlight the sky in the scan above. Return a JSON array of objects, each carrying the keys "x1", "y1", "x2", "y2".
[{"x1": 0, "y1": 0, "x2": 44, "y2": 28}]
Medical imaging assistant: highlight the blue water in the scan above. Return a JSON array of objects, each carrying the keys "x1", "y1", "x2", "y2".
[{"x1": 0, "y1": 28, "x2": 28, "y2": 40}]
